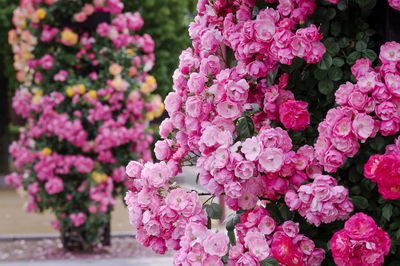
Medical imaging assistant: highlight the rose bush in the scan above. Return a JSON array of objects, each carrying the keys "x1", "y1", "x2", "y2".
[
  {"x1": 6, "y1": 0, "x2": 163, "y2": 249},
  {"x1": 124, "y1": 0, "x2": 400, "y2": 265}
]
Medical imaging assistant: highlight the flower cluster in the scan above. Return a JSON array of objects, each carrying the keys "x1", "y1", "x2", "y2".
[
  {"x1": 125, "y1": 0, "x2": 394, "y2": 264},
  {"x1": 285, "y1": 175, "x2": 353, "y2": 226},
  {"x1": 229, "y1": 207, "x2": 325, "y2": 265},
  {"x1": 315, "y1": 42, "x2": 400, "y2": 173},
  {"x1": 7, "y1": 0, "x2": 162, "y2": 248},
  {"x1": 364, "y1": 136, "x2": 400, "y2": 199},
  {"x1": 331, "y1": 213, "x2": 391, "y2": 266}
]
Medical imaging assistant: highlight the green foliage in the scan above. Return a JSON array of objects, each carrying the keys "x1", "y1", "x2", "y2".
[{"x1": 123, "y1": 0, "x2": 196, "y2": 98}]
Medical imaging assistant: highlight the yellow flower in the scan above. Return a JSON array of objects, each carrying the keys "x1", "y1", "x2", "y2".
[
  {"x1": 101, "y1": 174, "x2": 107, "y2": 183},
  {"x1": 61, "y1": 29, "x2": 78, "y2": 46},
  {"x1": 78, "y1": 84, "x2": 86, "y2": 94},
  {"x1": 66, "y1": 86, "x2": 74, "y2": 97},
  {"x1": 140, "y1": 83, "x2": 151, "y2": 94},
  {"x1": 146, "y1": 112, "x2": 155, "y2": 121},
  {"x1": 111, "y1": 77, "x2": 123, "y2": 90},
  {"x1": 154, "y1": 102, "x2": 165, "y2": 118},
  {"x1": 127, "y1": 48, "x2": 133, "y2": 55},
  {"x1": 36, "y1": 8, "x2": 47, "y2": 20},
  {"x1": 91, "y1": 172, "x2": 101, "y2": 183},
  {"x1": 42, "y1": 147, "x2": 52, "y2": 156},
  {"x1": 104, "y1": 94, "x2": 111, "y2": 101},
  {"x1": 34, "y1": 89, "x2": 44, "y2": 96},
  {"x1": 88, "y1": 90, "x2": 97, "y2": 99},
  {"x1": 147, "y1": 75, "x2": 156, "y2": 86},
  {"x1": 32, "y1": 95, "x2": 41, "y2": 105}
]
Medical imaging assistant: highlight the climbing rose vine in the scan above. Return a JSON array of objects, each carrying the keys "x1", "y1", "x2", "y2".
[
  {"x1": 123, "y1": 0, "x2": 400, "y2": 264},
  {"x1": 6, "y1": 0, "x2": 163, "y2": 248}
]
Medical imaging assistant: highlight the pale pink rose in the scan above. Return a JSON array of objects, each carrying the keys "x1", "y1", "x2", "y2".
[
  {"x1": 216, "y1": 101, "x2": 242, "y2": 119},
  {"x1": 203, "y1": 232, "x2": 229, "y2": 257},
  {"x1": 352, "y1": 113, "x2": 374, "y2": 141},
  {"x1": 285, "y1": 190, "x2": 301, "y2": 211},
  {"x1": 238, "y1": 189, "x2": 258, "y2": 210},
  {"x1": 389, "y1": 0, "x2": 400, "y2": 10},
  {"x1": 376, "y1": 102, "x2": 398, "y2": 121},
  {"x1": 241, "y1": 137, "x2": 262, "y2": 161},
  {"x1": 185, "y1": 96, "x2": 203, "y2": 118},
  {"x1": 188, "y1": 72, "x2": 207, "y2": 94},
  {"x1": 154, "y1": 140, "x2": 172, "y2": 161},
  {"x1": 214, "y1": 169, "x2": 234, "y2": 184},
  {"x1": 159, "y1": 118, "x2": 174, "y2": 138},
  {"x1": 165, "y1": 188, "x2": 189, "y2": 211},
  {"x1": 380, "y1": 41, "x2": 400, "y2": 63},
  {"x1": 380, "y1": 119, "x2": 400, "y2": 136},
  {"x1": 291, "y1": 36, "x2": 311, "y2": 58},
  {"x1": 226, "y1": 79, "x2": 249, "y2": 103},
  {"x1": 200, "y1": 55, "x2": 221, "y2": 76},
  {"x1": 213, "y1": 148, "x2": 230, "y2": 169},
  {"x1": 258, "y1": 215, "x2": 276, "y2": 235},
  {"x1": 348, "y1": 91, "x2": 367, "y2": 111},
  {"x1": 282, "y1": 220, "x2": 299, "y2": 238},
  {"x1": 335, "y1": 82, "x2": 354, "y2": 105},
  {"x1": 164, "y1": 92, "x2": 182, "y2": 115},
  {"x1": 258, "y1": 148, "x2": 284, "y2": 173},
  {"x1": 141, "y1": 162, "x2": 171, "y2": 188},
  {"x1": 323, "y1": 148, "x2": 345, "y2": 173},
  {"x1": 144, "y1": 219, "x2": 161, "y2": 236},
  {"x1": 229, "y1": 244, "x2": 244, "y2": 260},
  {"x1": 351, "y1": 58, "x2": 372, "y2": 78},
  {"x1": 235, "y1": 160, "x2": 255, "y2": 180},
  {"x1": 332, "y1": 117, "x2": 352, "y2": 137},
  {"x1": 126, "y1": 161, "x2": 143, "y2": 178},
  {"x1": 300, "y1": 238, "x2": 315, "y2": 256},
  {"x1": 385, "y1": 73, "x2": 400, "y2": 97},
  {"x1": 82, "y1": 4, "x2": 95, "y2": 15},
  {"x1": 244, "y1": 231, "x2": 270, "y2": 261},
  {"x1": 254, "y1": 17, "x2": 275, "y2": 42},
  {"x1": 225, "y1": 181, "x2": 243, "y2": 198}
]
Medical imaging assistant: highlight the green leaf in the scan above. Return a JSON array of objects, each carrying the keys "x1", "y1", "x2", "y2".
[
  {"x1": 317, "y1": 53, "x2": 333, "y2": 70},
  {"x1": 228, "y1": 230, "x2": 236, "y2": 246},
  {"x1": 337, "y1": 0, "x2": 348, "y2": 10},
  {"x1": 352, "y1": 196, "x2": 369, "y2": 209},
  {"x1": 338, "y1": 37, "x2": 349, "y2": 48},
  {"x1": 225, "y1": 213, "x2": 241, "y2": 231},
  {"x1": 332, "y1": 57, "x2": 345, "y2": 67},
  {"x1": 314, "y1": 69, "x2": 328, "y2": 81},
  {"x1": 318, "y1": 79, "x2": 334, "y2": 95},
  {"x1": 261, "y1": 257, "x2": 279, "y2": 266},
  {"x1": 325, "y1": 8, "x2": 336, "y2": 21},
  {"x1": 324, "y1": 38, "x2": 340, "y2": 55},
  {"x1": 330, "y1": 21, "x2": 341, "y2": 36},
  {"x1": 328, "y1": 67, "x2": 343, "y2": 81},
  {"x1": 237, "y1": 116, "x2": 255, "y2": 139},
  {"x1": 356, "y1": 40, "x2": 367, "y2": 51},
  {"x1": 369, "y1": 134, "x2": 385, "y2": 151},
  {"x1": 205, "y1": 203, "x2": 222, "y2": 220},
  {"x1": 363, "y1": 49, "x2": 377, "y2": 62},
  {"x1": 346, "y1": 51, "x2": 362, "y2": 65},
  {"x1": 383, "y1": 204, "x2": 393, "y2": 222}
]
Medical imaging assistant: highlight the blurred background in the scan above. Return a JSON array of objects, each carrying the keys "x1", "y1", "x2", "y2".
[{"x1": 0, "y1": 0, "x2": 198, "y2": 265}]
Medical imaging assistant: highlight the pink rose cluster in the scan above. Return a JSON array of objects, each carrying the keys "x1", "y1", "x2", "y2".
[
  {"x1": 285, "y1": 175, "x2": 353, "y2": 226},
  {"x1": 125, "y1": 173, "x2": 208, "y2": 255},
  {"x1": 174, "y1": 223, "x2": 229, "y2": 265},
  {"x1": 364, "y1": 136, "x2": 400, "y2": 199},
  {"x1": 330, "y1": 213, "x2": 391, "y2": 266},
  {"x1": 315, "y1": 42, "x2": 400, "y2": 173},
  {"x1": 229, "y1": 207, "x2": 325, "y2": 265}
]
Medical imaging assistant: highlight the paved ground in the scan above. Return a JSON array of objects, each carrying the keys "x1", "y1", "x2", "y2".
[{"x1": 0, "y1": 257, "x2": 174, "y2": 266}]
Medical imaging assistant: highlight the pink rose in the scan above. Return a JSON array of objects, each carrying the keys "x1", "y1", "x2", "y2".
[
  {"x1": 216, "y1": 101, "x2": 242, "y2": 119},
  {"x1": 141, "y1": 162, "x2": 171, "y2": 188},
  {"x1": 258, "y1": 148, "x2": 284, "y2": 173},
  {"x1": 352, "y1": 113, "x2": 374, "y2": 141},
  {"x1": 244, "y1": 231, "x2": 270, "y2": 260},
  {"x1": 45, "y1": 177, "x2": 64, "y2": 195},
  {"x1": 185, "y1": 96, "x2": 203, "y2": 118},
  {"x1": 69, "y1": 212, "x2": 86, "y2": 227},
  {"x1": 234, "y1": 160, "x2": 255, "y2": 180},
  {"x1": 40, "y1": 54, "x2": 54, "y2": 69},
  {"x1": 188, "y1": 72, "x2": 207, "y2": 94},
  {"x1": 279, "y1": 99, "x2": 310, "y2": 131},
  {"x1": 226, "y1": 79, "x2": 249, "y2": 103},
  {"x1": 203, "y1": 232, "x2": 229, "y2": 257},
  {"x1": 344, "y1": 212, "x2": 378, "y2": 240},
  {"x1": 323, "y1": 148, "x2": 345, "y2": 173},
  {"x1": 126, "y1": 161, "x2": 143, "y2": 178}
]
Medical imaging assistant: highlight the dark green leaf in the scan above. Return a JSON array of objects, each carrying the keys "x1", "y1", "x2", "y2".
[
  {"x1": 237, "y1": 116, "x2": 255, "y2": 139},
  {"x1": 369, "y1": 134, "x2": 385, "y2": 151},
  {"x1": 352, "y1": 196, "x2": 369, "y2": 209},
  {"x1": 261, "y1": 257, "x2": 279, "y2": 266},
  {"x1": 314, "y1": 69, "x2": 328, "y2": 81},
  {"x1": 346, "y1": 51, "x2": 362, "y2": 65},
  {"x1": 363, "y1": 49, "x2": 377, "y2": 62},
  {"x1": 338, "y1": 0, "x2": 347, "y2": 11},
  {"x1": 225, "y1": 213, "x2": 241, "y2": 231},
  {"x1": 324, "y1": 38, "x2": 340, "y2": 55},
  {"x1": 338, "y1": 37, "x2": 349, "y2": 48},
  {"x1": 330, "y1": 21, "x2": 341, "y2": 36},
  {"x1": 205, "y1": 203, "x2": 222, "y2": 220},
  {"x1": 356, "y1": 40, "x2": 367, "y2": 51},
  {"x1": 317, "y1": 53, "x2": 333, "y2": 70},
  {"x1": 228, "y1": 230, "x2": 236, "y2": 246},
  {"x1": 328, "y1": 67, "x2": 343, "y2": 81},
  {"x1": 318, "y1": 79, "x2": 334, "y2": 95},
  {"x1": 332, "y1": 57, "x2": 345, "y2": 67},
  {"x1": 383, "y1": 204, "x2": 393, "y2": 222}
]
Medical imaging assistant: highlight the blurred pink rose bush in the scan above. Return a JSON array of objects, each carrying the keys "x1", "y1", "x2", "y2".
[{"x1": 6, "y1": 0, "x2": 163, "y2": 248}]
